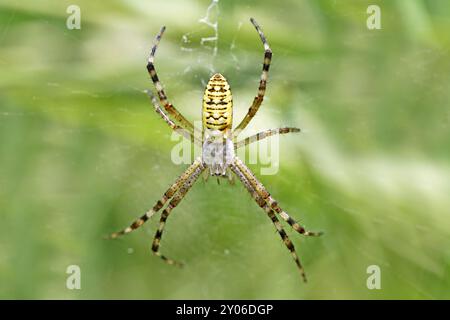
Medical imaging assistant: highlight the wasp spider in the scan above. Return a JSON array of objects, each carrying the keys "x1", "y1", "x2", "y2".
[{"x1": 109, "y1": 18, "x2": 323, "y2": 282}]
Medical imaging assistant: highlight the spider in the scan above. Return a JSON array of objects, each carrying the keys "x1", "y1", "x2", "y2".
[{"x1": 109, "y1": 18, "x2": 323, "y2": 282}]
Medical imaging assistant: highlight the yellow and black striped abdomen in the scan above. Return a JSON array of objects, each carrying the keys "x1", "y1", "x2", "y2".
[{"x1": 202, "y1": 73, "x2": 233, "y2": 131}]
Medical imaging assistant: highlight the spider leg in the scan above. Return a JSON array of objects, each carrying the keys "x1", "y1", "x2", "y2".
[
  {"x1": 234, "y1": 157, "x2": 323, "y2": 237},
  {"x1": 147, "y1": 26, "x2": 195, "y2": 134},
  {"x1": 151, "y1": 159, "x2": 205, "y2": 266},
  {"x1": 202, "y1": 167, "x2": 210, "y2": 183},
  {"x1": 107, "y1": 158, "x2": 203, "y2": 239},
  {"x1": 234, "y1": 18, "x2": 272, "y2": 134},
  {"x1": 145, "y1": 90, "x2": 202, "y2": 146},
  {"x1": 235, "y1": 127, "x2": 301, "y2": 149},
  {"x1": 227, "y1": 167, "x2": 235, "y2": 185},
  {"x1": 230, "y1": 161, "x2": 307, "y2": 282}
]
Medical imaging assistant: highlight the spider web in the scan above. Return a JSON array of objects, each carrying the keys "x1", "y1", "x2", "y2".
[{"x1": 181, "y1": 0, "x2": 219, "y2": 73}]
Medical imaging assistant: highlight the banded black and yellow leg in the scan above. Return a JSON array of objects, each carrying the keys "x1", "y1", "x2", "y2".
[
  {"x1": 235, "y1": 127, "x2": 301, "y2": 149},
  {"x1": 151, "y1": 159, "x2": 205, "y2": 266},
  {"x1": 234, "y1": 157, "x2": 323, "y2": 237},
  {"x1": 146, "y1": 26, "x2": 195, "y2": 133},
  {"x1": 145, "y1": 90, "x2": 202, "y2": 146},
  {"x1": 234, "y1": 18, "x2": 272, "y2": 134},
  {"x1": 108, "y1": 159, "x2": 203, "y2": 239},
  {"x1": 265, "y1": 197, "x2": 323, "y2": 237},
  {"x1": 267, "y1": 209, "x2": 308, "y2": 282},
  {"x1": 230, "y1": 163, "x2": 307, "y2": 282}
]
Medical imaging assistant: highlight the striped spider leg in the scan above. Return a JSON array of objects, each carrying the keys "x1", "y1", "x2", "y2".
[
  {"x1": 145, "y1": 90, "x2": 202, "y2": 146},
  {"x1": 230, "y1": 160, "x2": 308, "y2": 282},
  {"x1": 108, "y1": 158, "x2": 203, "y2": 240},
  {"x1": 146, "y1": 25, "x2": 197, "y2": 135},
  {"x1": 234, "y1": 157, "x2": 323, "y2": 238},
  {"x1": 151, "y1": 158, "x2": 205, "y2": 266},
  {"x1": 234, "y1": 127, "x2": 301, "y2": 149},
  {"x1": 234, "y1": 18, "x2": 272, "y2": 134}
]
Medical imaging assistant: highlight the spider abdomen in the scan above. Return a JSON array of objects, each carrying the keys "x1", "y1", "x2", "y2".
[{"x1": 202, "y1": 73, "x2": 233, "y2": 131}]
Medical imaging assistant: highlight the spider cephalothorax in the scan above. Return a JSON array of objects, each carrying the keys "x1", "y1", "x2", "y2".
[{"x1": 109, "y1": 18, "x2": 322, "y2": 282}]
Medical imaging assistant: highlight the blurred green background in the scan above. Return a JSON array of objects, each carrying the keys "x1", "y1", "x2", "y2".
[{"x1": 1, "y1": 0, "x2": 449, "y2": 299}]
